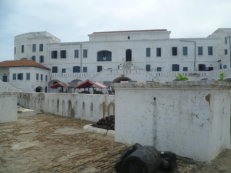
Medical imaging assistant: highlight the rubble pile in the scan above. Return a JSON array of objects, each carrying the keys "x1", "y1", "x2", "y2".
[{"x1": 92, "y1": 115, "x2": 115, "y2": 130}]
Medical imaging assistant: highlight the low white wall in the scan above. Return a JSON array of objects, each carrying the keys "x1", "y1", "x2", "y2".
[
  {"x1": 17, "y1": 92, "x2": 115, "y2": 122},
  {"x1": 0, "y1": 93, "x2": 17, "y2": 123},
  {"x1": 114, "y1": 81, "x2": 231, "y2": 161}
]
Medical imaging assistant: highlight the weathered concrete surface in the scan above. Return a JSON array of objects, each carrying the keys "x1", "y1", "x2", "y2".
[
  {"x1": 0, "y1": 113, "x2": 231, "y2": 173},
  {"x1": 17, "y1": 92, "x2": 115, "y2": 122},
  {"x1": 0, "y1": 114, "x2": 127, "y2": 173},
  {"x1": 0, "y1": 92, "x2": 17, "y2": 123},
  {"x1": 114, "y1": 81, "x2": 231, "y2": 161}
]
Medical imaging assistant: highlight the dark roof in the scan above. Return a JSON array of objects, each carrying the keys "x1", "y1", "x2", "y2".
[
  {"x1": 93, "y1": 29, "x2": 167, "y2": 34},
  {"x1": 0, "y1": 60, "x2": 50, "y2": 70},
  {"x1": 74, "y1": 80, "x2": 106, "y2": 89},
  {"x1": 112, "y1": 76, "x2": 131, "y2": 83}
]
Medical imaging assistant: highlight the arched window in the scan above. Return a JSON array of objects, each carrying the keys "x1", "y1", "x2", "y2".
[{"x1": 97, "y1": 50, "x2": 112, "y2": 61}]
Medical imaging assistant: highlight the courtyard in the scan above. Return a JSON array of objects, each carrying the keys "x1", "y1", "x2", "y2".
[{"x1": 0, "y1": 113, "x2": 231, "y2": 173}]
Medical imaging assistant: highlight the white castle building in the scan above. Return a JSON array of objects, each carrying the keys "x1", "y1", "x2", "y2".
[{"x1": 1, "y1": 28, "x2": 231, "y2": 92}]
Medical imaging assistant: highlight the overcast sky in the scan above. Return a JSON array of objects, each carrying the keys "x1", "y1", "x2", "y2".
[{"x1": 0, "y1": 0, "x2": 231, "y2": 61}]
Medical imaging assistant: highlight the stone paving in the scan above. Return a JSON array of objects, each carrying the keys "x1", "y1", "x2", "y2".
[{"x1": 0, "y1": 114, "x2": 127, "y2": 173}]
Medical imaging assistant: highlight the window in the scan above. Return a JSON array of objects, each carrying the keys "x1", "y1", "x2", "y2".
[
  {"x1": 198, "y1": 47, "x2": 203, "y2": 55},
  {"x1": 97, "y1": 66, "x2": 102, "y2": 72},
  {"x1": 146, "y1": 48, "x2": 151, "y2": 57},
  {"x1": 208, "y1": 46, "x2": 213, "y2": 55},
  {"x1": 83, "y1": 49, "x2": 88, "y2": 58},
  {"x1": 172, "y1": 64, "x2": 179, "y2": 71},
  {"x1": 97, "y1": 51, "x2": 112, "y2": 61},
  {"x1": 198, "y1": 64, "x2": 206, "y2": 71},
  {"x1": 26, "y1": 73, "x2": 30, "y2": 80},
  {"x1": 32, "y1": 44, "x2": 36, "y2": 52},
  {"x1": 14, "y1": 47, "x2": 16, "y2": 54},
  {"x1": 31, "y1": 56, "x2": 36, "y2": 61},
  {"x1": 17, "y1": 73, "x2": 23, "y2": 80},
  {"x1": 39, "y1": 56, "x2": 44, "y2": 63},
  {"x1": 2, "y1": 76, "x2": 7, "y2": 82},
  {"x1": 45, "y1": 75, "x2": 48, "y2": 81},
  {"x1": 183, "y1": 47, "x2": 188, "y2": 56},
  {"x1": 146, "y1": 64, "x2": 151, "y2": 71},
  {"x1": 39, "y1": 44, "x2": 43, "y2": 51},
  {"x1": 157, "y1": 67, "x2": 162, "y2": 72},
  {"x1": 156, "y1": 48, "x2": 161, "y2": 57},
  {"x1": 41, "y1": 74, "x2": 43, "y2": 81},
  {"x1": 172, "y1": 47, "x2": 177, "y2": 56},
  {"x1": 225, "y1": 49, "x2": 228, "y2": 55},
  {"x1": 223, "y1": 65, "x2": 227, "y2": 69},
  {"x1": 52, "y1": 66, "x2": 58, "y2": 73},
  {"x1": 51, "y1": 51, "x2": 58, "y2": 59},
  {"x1": 60, "y1": 50, "x2": 66, "y2": 58},
  {"x1": 183, "y1": 67, "x2": 188, "y2": 71},
  {"x1": 36, "y1": 73, "x2": 39, "y2": 80},
  {"x1": 74, "y1": 50, "x2": 79, "y2": 58},
  {"x1": 21, "y1": 45, "x2": 24, "y2": 53},
  {"x1": 73, "y1": 66, "x2": 80, "y2": 73},
  {"x1": 225, "y1": 37, "x2": 228, "y2": 44},
  {"x1": 62, "y1": 68, "x2": 66, "y2": 73},
  {"x1": 83, "y1": 66, "x2": 87, "y2": 73},
  {"x1": 13, "y1": 73, "x2": 16, "y2": 80}
]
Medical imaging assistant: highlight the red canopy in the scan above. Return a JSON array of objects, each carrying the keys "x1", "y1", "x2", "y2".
[
  {"x1": 50, "y1": 82, "x2": 68, "y2": 88},
  {"x1": 73, "y1": 80, "x2": 106, "y2": 89}
]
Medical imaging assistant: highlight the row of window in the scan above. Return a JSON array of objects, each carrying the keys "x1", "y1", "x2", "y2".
[
  {"x1": 145, "y1": 64, "x2": 228, "y2": 72},
  {"x1": 12, "y1": 73, "x2": 47, "y2": 81},
  {"x1": 19, "y1": 44, "x2": 43, "y2": 54},
  {"x1": 52, "y1": 66, "x2": 88, "y2": 73},
  {"x1": 145, "y1": 46, "x2": 214, "y2": 57},
  {"x1": 51, "y1": 49, "x2": 88, "y2": 59},
  {"x1": 31, "y1": 56, "x2": 44, "y2": 63},
  {"x1": 51, "y1": 66, "x2": 105, "y2": 73}
]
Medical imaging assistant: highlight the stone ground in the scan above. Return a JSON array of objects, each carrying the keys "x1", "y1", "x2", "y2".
[{"x1": 0, "y1": 113, "x2": 230, "y2": 173}]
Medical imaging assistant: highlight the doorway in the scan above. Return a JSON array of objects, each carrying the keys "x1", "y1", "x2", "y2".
[{"x1": 126, "y1": 49, "x2": 132, "y2": 62}]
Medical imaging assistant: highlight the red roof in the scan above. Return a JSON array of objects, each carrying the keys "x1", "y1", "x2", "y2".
[
  {"x1": 93, "y1": 29, "x2": 167, "y2": 34},
  {"x1": 74, "y1": 80, "x2": 106, "y2": 89},
  {"x1": 0, "y1": 60, "x2": 50, "y2": 70},
  {"x1": 50, "y1": 82, "x2": 69, "y2": 88}
]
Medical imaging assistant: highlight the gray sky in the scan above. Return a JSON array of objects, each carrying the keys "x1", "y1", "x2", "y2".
[{"x1": 0, "y1": 0, "x2": 231, "y2": 61}]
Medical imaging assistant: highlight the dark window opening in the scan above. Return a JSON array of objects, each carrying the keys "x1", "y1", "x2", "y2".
[
  {"x1": 146, "y1": 64, "x2": 151, "y2": 71},
  {"x1": 157, "y1": 67, "x2": 162, "y2": 72},
  {"x1": 52, "y1": 66, "x2": 58, "y2": 73},
  {"x1": 21, "y1": 45, "x2": 24, "y2": 53},
  {"x1": 74, "y1": 50, "x2": 79, "y2": 58},
  {"x1": 51, "y1": 51, "x2": 58, "y2": 59},
  {"x1": 36, "y1": 73, "x2": 39, "y2": 80},
  {"x1": 13, "y1": 73, "x2": 16, "y2": 80},
  {"x1": 208, "y1": 46, "x2": 213, "y2": 55},
  {"x1": 83, "y1": 67, "x2": 87, "y2": 72},
  {"x1": 97, "y1": 50, "x2": 112, "y2": 61},
  {"x1": 39, "y1": 44, "x2": 43, "y2": 51},
  {"x1": 26, "y1": 73, "x2": 30, "y2": 80},
  {"x1": 126, "y1": 49, "x2": 132, "y2": 61},
  {"x1": 17, "y1": 73, "x2": 23, "y2": 80},
  {"x1": 2, "y1": 76, "x2": 7, "y2": 82},
  {"x1": 183, "y1": 47, "x2": 188, "y2": 56},
  {"x1": 31, "y1": 56, "x2": 36, "y2": 61},
  {"x1": 146, "y1": 48, "x2": 151, "y2": 57},
  {"x1": 73, "y1": 66, "x2": 80, "y2": 73},
  {"x1": 62, "y1": 68, "x2": 66, "y2": 73},
  {"x1": 39, "y1": 56, "x2": 44, "y2": 63},
  {"x1": 198, "y1": 47, "x2": 203, "y2": 55},
  {"x1": 60, "y1": 50, "x2": 66, "y2": 58},
  {"x1": 83, "y1": 49, "x2": 88, "y2": 58},
  {"x1": 183, "y1": 67, "x2": 188, "y2": 71},
  {"x1": 198, "y1": 64, "x2": 206, "y2": 71},
  {"x1": 172, "y1": 47, "x2": 177, "y2": 56},
  {"x1": 32, "y1": 44, "x2": 36, "y2": 52},
  {"x1": 172, "y1": 64, "x2": 179, "y2": 71},
  {"x1": 156, "y1": 48, "x2": 161, "y2": 57},
  {"x1": 97, "y1": 66, "x2": 102, "y2": 72}
]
